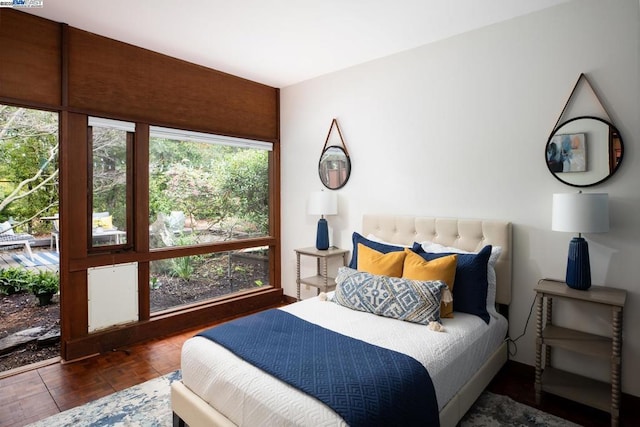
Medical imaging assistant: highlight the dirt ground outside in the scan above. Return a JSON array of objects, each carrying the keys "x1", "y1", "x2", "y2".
[
  {"x1": 0, "y1": 292, "x2": 61, "y2": 372},
  {"x1": 0, "y1": 254, "x2": 267, "y2": 373}
]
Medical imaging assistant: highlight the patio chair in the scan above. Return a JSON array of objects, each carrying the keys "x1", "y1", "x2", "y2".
[
  {"x1": 50, "y1": 215, "x2": 59, "y2": 253},
  {"x1": 0, "y1": 221, "x2": 35, "y2": 260}
]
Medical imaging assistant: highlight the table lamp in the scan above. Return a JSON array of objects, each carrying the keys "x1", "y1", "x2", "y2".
[
  {"x1": 308, "y1": 191, "x2": 337, "y2": 250},
  {"x1": 552, "y1": 192, "x2": 609, "y2": 290}
]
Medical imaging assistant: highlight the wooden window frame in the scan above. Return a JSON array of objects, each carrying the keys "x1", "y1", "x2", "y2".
[{"x1": 87, "y1": 121, "x2": 135, "y2": 253}]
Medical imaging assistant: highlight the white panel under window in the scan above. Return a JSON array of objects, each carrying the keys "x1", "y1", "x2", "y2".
[
  {"x1": 88, "y1": 262, "x2": 138, "y2": 332},
  {"x1": 149, "y1": 125, "x2": 273, "y2": 151},
  {"x1": 89, "y1": 116, "x2": 136, "y2": 132}
]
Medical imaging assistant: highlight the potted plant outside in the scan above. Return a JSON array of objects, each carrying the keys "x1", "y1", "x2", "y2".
[{"x1": 30, "y1": 271, "x2": 59, "y2": 306}]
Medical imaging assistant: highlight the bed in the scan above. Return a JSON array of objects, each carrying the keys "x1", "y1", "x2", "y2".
[{"x1": 172, "y1": 214, "x2": 512, "y2": 427}]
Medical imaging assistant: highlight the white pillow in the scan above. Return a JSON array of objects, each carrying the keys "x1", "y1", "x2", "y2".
[
  {"x1": 366, "y1": 234, "x2": 410, "y2": 247},
  {"x1": 419, "y1": 241, "x2": 502, "y2": 316},
  {"x1": 0, "y1": 221, "x2": 14, "y2": 235}
]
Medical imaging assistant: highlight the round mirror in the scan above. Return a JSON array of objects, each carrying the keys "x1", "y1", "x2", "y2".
[
  {"x1": 319, "y1": 146, "x2": 351, "y2": 190},
  {"x1": 546, "y1": 116, "x2": 623, "y2": 187}
]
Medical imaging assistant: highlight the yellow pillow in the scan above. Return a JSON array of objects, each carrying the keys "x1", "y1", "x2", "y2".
[
  {"x1": 357, "y1": 243, "x2": 406, "y2": 278},
  {"x1": 93, "y1": 215, "x2": 113, "y2": 229},
  {"x1": 402, "y1": 248, "x2": 457, "y2": 318}
]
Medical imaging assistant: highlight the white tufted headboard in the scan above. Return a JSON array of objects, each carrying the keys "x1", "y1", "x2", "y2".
[{"x1": 362, "y1": 215, "x2": 512, "y2": 305}]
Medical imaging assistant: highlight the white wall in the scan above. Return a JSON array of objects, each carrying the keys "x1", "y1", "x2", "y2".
[{"x1": 280, "y1": 0, "x2": 640, "y2": 397}]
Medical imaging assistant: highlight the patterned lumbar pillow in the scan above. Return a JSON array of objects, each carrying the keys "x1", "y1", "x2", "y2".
[{"x1": 330, "y1": 267, "x2": 447, "y2": 326}]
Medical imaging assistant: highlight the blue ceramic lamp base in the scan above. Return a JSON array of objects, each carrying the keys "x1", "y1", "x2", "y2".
[
  {"x1": 315, "y1": 218, "x2": 329, "y2": 250},
  {"x1": 565, "y1": 237, "x2": 591, "y2": 290}
]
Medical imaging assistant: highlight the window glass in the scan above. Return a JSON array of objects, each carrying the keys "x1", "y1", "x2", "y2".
[
  {"x1": 150, "y1": 247, "x2": 270, "y2": 313},
  {"x1": 90, "y1": 117, "x2": 133, "y2": 248},
  {"x1": 0, "y1": 105, "x2": 58, "y2": 237},
  {"x1": 149, "y1": 127, "x2": 271, "y2": 249}
]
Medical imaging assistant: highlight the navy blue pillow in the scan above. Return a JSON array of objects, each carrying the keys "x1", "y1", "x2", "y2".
[
  {"x1": 411, "y1": 243, "x2": 492, "y2": 324},
  {"x1": 349, "y1": 232, "x2": 405, "y2": 269}
]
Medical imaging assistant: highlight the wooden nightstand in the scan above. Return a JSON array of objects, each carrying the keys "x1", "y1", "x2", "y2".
[
  {"x1": 534, "y1": 279, "x2": 627, "y2": 427},
  {"x1": 295, "y1": 246, "x2": 349, "y2": 301}
]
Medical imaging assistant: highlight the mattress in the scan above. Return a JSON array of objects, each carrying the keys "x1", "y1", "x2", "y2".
[{"x1": 181, "y1": 295, "x2": 508, "y2": 426}]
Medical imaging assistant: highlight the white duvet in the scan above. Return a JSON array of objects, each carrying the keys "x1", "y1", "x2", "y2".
[{"x1": 181, "y1": 295, "x2": 508, "y2": 426}]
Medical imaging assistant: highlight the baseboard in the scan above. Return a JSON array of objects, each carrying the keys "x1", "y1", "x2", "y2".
[{"x1": 282, "y1": 294, "x2": 297, "y2": 304}]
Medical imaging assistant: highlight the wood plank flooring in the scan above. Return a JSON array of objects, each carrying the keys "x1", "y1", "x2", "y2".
[
  {"x1": 488, "y1": 360, "x2": 640, "y2": 427},
  {"x1": 0, "y1": 243, "x2": 59, "y2": 273},
  {"x1": 1, "y1": 314, "x2": 638, "y2": 426},
  {"x1": 0, "y1": 326, "x2": 201, "y2": 426}
]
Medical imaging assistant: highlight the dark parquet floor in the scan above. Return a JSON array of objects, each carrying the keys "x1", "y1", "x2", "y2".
[{"x1": 0, "y1": 324, "x2": 638, "y2": 427}]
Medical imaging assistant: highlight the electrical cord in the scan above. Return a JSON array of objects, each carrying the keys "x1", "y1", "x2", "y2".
[
  {"x1": 505, "y1": 292, "x2": 537, "y2": 358},
  {"x1": 505, "y1": 278, "x2": 565, "y2": 357}
]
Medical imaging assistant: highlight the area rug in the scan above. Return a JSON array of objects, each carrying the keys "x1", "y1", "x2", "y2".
[
  {"x1": 460, "y1": 391, "x2": 580, "y2": 427},
  {"x1": 27, "y1": 369, "x2": 578, "y2": 427},
  {"x1": 11, "y1": 251, "x2": 59, "y2": 267},
  {"x1": 27, "y1": 370, "x2": 181, "y2": 427}
]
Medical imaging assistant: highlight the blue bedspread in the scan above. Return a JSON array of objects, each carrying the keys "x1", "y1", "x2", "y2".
[{"x1": 198, "y1": 309, "x2": 439, "y2": 427}]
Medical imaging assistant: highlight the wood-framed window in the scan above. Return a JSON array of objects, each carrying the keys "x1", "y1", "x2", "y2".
[
  {"x1": 88, "y1": 117, "x2": 134, "y2": 252},
  {"x1": 147, "y1": 125, "x2": 273, "y2": 313}
]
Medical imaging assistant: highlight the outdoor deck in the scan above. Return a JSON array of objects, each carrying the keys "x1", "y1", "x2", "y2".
[{"x1": 0, "y1": 243, "x2": 59, "y2": 273}]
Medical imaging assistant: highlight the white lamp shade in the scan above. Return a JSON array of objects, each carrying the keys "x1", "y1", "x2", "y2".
[
  {"x1": 308, "y1": 191, "x2": 337, "y2": 216},
  {"x1": 552, "y1": 192, "x2": 609, "y2": 233}
]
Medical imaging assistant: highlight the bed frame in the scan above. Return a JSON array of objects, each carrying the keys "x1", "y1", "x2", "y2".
[{"x1": 172, "y1": 215, "x2": 512, "y2": 427}]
